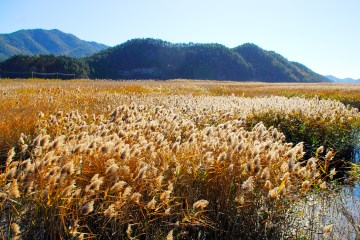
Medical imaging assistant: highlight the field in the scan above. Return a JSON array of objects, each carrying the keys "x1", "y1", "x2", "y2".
[{"x1": 1, "y1": 79, "x2": 360, "y2": 239}]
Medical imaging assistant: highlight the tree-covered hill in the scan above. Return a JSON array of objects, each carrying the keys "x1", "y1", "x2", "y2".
[
  {"x1": 88, "y1": 38, "x2": 253, "y2": 80},
  {"x1": 233, "y1": 43, "x2": 326, "y2": 82},
  {"x1": 0, "y1": 29, "x2": 108, "y2": 61},
  {"x1": 88, "y1": 39, "x2": 328, "y2": 82},
  {"x1": 0, "y1": 55, "x2": 89, "y2": 78},
  {"x1": 0, "y1": 36, "x2": 329, "y2": 82}
]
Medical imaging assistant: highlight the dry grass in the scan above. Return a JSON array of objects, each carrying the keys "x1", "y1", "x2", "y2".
[
  {"x1": 0, "y1": 79, "x2": 360, "y2": 239},
  {"x1": 1, "y1": 79, "x2": 359, "y2": 164}
]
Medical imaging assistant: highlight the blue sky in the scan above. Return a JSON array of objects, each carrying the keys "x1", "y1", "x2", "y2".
[{"x1": 1, "y1": 0, "x2": 359, "y2": 79}]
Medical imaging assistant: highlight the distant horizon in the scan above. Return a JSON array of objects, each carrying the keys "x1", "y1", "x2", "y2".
[
  {"x1": 325, "y1": 74, "x2": 360, "y2": 81},
  {"x1": 1, "y1": 0, "x2": 360, "y2": 79}
]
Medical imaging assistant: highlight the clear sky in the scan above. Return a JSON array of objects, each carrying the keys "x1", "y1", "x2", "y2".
[{"x1": 1, "y1": 0, "x2": 359, "y2": 79}]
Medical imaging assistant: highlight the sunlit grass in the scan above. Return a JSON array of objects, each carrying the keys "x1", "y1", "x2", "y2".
[{"x1": 0, "y1": 79, "x2": 360, "y2": 239}]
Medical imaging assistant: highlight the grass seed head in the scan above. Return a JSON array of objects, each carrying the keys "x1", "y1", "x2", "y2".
[
  {"x1": 122, "y1": 186, "x2": 132, "y2": 198},
  {"x1": 261, "y1": 167, "x2": 270, "y2": 180},
  {"x1": 166, "y1": 230, "x2": 174, "y2": 240},
  {"x1": 11, "y1": 223, "x2": 21, "y2": 235},
  {"x1": 316, "y1": 146, "x2": 324, "y2": 155},
  {"x1": 268, "y1": 187, "x2": 279, "y2": 199},
  {"x1": 130, "y1": 192, "x2": 142, "y2": 204},
  {"x1": 61, "y1": 161, "x2": 74, "y2": 175},
  {"x1": 147, "y1": 197, "x2": 157, "y2": 210},
  {"x1": 8, "y1": 180, "x2": 20, "y2": 198},
  {"x1": 105, "y1": 163, "x2": 119, "y2": 176},
  {"x1": 86, "y1": 178, "x2": 103, "y2": 193},
  {"x1": 193, "y1": 199, "x2": 209, "y2": 210},
  {"x1": 325, "y1": 150, "x2": 335, "y2": 162},
  {"x1": 329, "y1": 168, "x2": 337, "y2": 179},
  {"x1": 160, "y1": 190, "x2": 172, "y2": 201},
  {"x1": 323, "y1": 224, "x2": 333, "y2": 234},
  {"x1": 111, "y1": 181, "x2": 127, "y2": 192},
  {"x1": 301, "y1": 180, "x2": 310, "y2": 191},
  {"x1": 82, "y1": 200, "x2": 95, "y2": 215},
  {"x1": 242, "y1": 176, "x2": 254, "y2": 192},
  {"x1": 6, "y1": 147, "x2": 16, "y2": 166},
  {"x1": 126, "y1": 224, "x2": 133, "y2": 239},
  {"x1": 6, "y1": 167, "x2": 17, "y2": 180},
  {"x1": 104, "y1": 204, "x2": 116, "y2": 218}
]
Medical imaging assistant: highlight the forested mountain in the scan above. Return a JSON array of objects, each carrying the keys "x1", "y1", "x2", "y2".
[
  {"x1": 0, "y1": 29, "x2": 108, "y2": 60},
  {"x1": 0, "y1": 36, "x2": 329, "y2": 82},
  {"x1": 88, "y1": 39, "x2": 253, "y2": 80},
  {"x1": 233, "y1": 43, "x2": 326, "y2": 82},
  {"x1": 88, "y1": 39, "x2": 327, "y2": 82}
]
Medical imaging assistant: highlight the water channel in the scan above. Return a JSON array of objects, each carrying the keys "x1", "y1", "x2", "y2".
[{"x1": 291, "y1": 143, "x2": 360, "y2": 239}]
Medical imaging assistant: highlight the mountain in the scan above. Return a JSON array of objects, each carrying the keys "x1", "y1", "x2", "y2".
[
  {"x1": 326, "y1": 75, "x2": 360, "y2": 83},
  {"x1": 88, "y1": 39, "x2": 328, "y2": 82},
  {"x1": 0, "y1": 35, "x2": 330, "y2": 82},
  {"x1": 88, "y1": 38, "x2": 253, "y2": 80},
  {"x1": 233, "y1": 43, "x2": 326, "y2": 82},
  {"x1": 0, "y1": 29, "x2": 108, "y2": 60}
]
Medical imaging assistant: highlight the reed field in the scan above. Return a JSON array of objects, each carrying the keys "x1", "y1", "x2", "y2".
[{"x1": 0, "y1": 79, "x2": 360, "y2": 239}]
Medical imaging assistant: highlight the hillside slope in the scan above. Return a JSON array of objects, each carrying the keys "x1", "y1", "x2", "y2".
[
  {"x1": 88, "y1": 39, "x2": 328, "y2": 82},
  {"x1": 88, "y1": 38, "x2": 253, "y2": 80},
  {"x1": 233, "y1": 43, "x2": 326, "y2": 82},
  {"x1": 0, "y1": 29, "x2": 108, "y2": 60},
  {"x1": 0, "y1": 34, "x2": 329, "y2": 82}
]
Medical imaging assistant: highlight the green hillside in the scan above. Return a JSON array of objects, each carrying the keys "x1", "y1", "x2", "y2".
[
  {"x1": 233, "y1": 43, "x2": 326, "y2": 82},
  {"x1": 0, "y1": 35, "x2": 329, "y2": 82},
  {"x1": 88, "y1": 39, "x2": 328, "y2": 82},
  {"x1": 88, "y1": 38, "x2": 253, "y2": 80}
]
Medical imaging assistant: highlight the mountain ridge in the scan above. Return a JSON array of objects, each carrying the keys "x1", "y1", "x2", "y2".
[
  {"x1": 233, "y1": 43, "x2": 325, "y2": 82},
  {"x1": 0, "y1": 29, "x2": 108, "y2": 60},
  {"x1": 326, "y1": 75, "x2": 360, "y2": 83},
  {"x1": 88, "y1": 38, "x2": 328, "y2": 82},
  {"x1": 0, "y1": 30, "x2": 329, "y2": 82}
]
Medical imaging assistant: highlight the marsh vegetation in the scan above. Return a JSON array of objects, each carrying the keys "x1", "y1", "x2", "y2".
[{"x1": 0, "y1": 79, "x2": 359, "y2": 239}]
